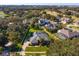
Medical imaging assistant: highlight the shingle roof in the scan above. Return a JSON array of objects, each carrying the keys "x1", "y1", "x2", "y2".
[
  {"x1": 30, "y1": 32, "x2": 49, "y2": 43},
  {"x1": 58, "y1": 28, "x2": 79, "y2": 38}
]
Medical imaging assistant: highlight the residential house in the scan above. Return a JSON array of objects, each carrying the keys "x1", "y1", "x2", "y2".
[
  {"x1": 73, "y1": 20, "x2": 79, "y2": 27},
  {"x1": 45, "y1": 22, "x2": 57, "y2": 31},
  {"x1": 60, "y1": 16, "x2": 71, "y2": 24},
  {"x1": 58, "y1": 28, "x2": 79, "y2": 39},
  {"x1": 29, "y1": 32, "x2": 50, "y2": 46},
  {"x1": 2, "y1": 47, "x2": 10, "y2": 56},
  {"x1": 55, "y1": 16, "x2": 61, "y2": 22},
  {"x1": 38, "y1": 18, "x2": 50, "y2": 26},
  {"x1": 38, "y1": 18, "x2": 57, "y2": 31},
  {"x1": 22, "y1": 19, "x2": 27, "y2": 24}
]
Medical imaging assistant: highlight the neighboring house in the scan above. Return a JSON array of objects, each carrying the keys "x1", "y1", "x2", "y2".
[
  {"x1": 5, "y1": 42, "x2": 13, "y2": 47},
  {"x1": 38, "y1": 18, "x2": 57, "y2": 30},
  {"x1": 56, "y1": 16, "x2": 61, "y2": 22},
  {"x1": 8, "y1": 22, "x2": 14, "y2": 26},
  {"x1": 38, "y1": 18, "x2": 50, "y2": 26},
  {"x1": 58, "y1": 28, "x2": 79, "y2": 39},
  {"x1": 45, "y1": 23, "x2": 57, "y2": 31},
  {"x1": 60, "y1": 17, "x2": 71, "y2": 24},
  {"x1": 7, "y1": 22, "x2": 15, "y2": 31},
  {"x1": 2, "y1": 50, "x2": 9, "y2": 56},
  {"x1": 73, "y1": 20, "x2": 79, "y2": 27},
  {"x1": 2, "y1": 47, "x2": 10, "y2": 56},
  {"x1": 29, "y1": 32, "x2": 50, "y2": 46},
  {"x1": 22, "y1": 19, "x2": 27, "y2": 24}
]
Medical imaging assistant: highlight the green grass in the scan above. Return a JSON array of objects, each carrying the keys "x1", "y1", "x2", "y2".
[
  {"x1": 0, "y1": 47, "x2": 3, "y2": 52},
  {"x1": 0, "y1": 11, "x2": 9, "y2": 16},
  {"x1": 29, "y1": 28, "x2": 43, "y2": 32},
  {"x1": 25, "y1": 53, "x2": 46, "y2": 56},
  {"x1": 25, "y1": 46, "x2": 48, "y2": 56},
  {"x1": 26, "y1": 46, "x2": 48, "y2": 52}
]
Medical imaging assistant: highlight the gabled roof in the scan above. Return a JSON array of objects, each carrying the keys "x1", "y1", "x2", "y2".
[
  {"x1": 58, "y1": 28, "x2": 79, "y2": 38},
  {"x1": 30, "y1": 32, "x2": 50, "y2": 43}
]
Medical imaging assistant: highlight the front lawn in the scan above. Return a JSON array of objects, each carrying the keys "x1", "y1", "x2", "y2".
[
  {"x1": 25, "y1": 46, "x2": 48, "y2": 52},
  {"x1": 25, "y1": 53, "x2": 46, "y2": 56},
  {"x1": 29, "y1": 28, "x2": 43, "y2": 32}
]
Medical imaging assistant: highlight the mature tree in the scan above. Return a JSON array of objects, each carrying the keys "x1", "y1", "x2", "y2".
[
  {"x1": 50, "y1": 15, "x2": 57, "y2": 21},
  {"x1": 65, "y1": 11, "x2": 72, "y2": 15},
  {"x1": 0, "y1": 33, "x2": 8, "y2": 47},
  {"x1": 7, "y1": 31, "x2": 20, "y2": 43},
  {"x1": 47, "y1": 39, "x2": 79, "y2": 56}
]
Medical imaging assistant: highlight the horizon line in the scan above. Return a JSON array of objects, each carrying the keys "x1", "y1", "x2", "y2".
[{"x1": 0, "y1": 3, "x2": 79, "y2": 5}]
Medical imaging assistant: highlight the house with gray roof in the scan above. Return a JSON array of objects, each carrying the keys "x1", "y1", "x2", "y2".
[
  {"x1": 38, "y1": 18, "x2": 57, "y2": 31},
  {"x1": 57, "y1": 28, "x2": 79, "y2": 39},
  {"x1": 29, "y1": 32, "x2": 50, "y2": 46},
  {"x1": 45, "y1": 23, "x2": 57, "y2": 31}
]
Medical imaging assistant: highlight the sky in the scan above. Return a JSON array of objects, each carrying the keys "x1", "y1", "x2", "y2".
[{"x1": 0, "y1": 0, "x2": 79, "y2": 5}]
